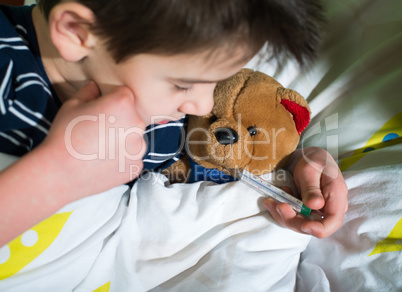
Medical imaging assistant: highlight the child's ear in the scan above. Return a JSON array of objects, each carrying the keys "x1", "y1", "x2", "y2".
[{"x1": 49, "y1": 3, "x2": 96, "y2": 62}]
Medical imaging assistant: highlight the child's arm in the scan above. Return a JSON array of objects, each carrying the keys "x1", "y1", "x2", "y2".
[
  {"x1": 263, "y1": 147, "x2": 348, "y2": 238},
  {"x1": 0, "y1": 82, "x2": 146, "y2": 247}
]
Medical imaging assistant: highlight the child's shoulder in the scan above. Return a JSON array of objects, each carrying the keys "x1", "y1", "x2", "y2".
[
  {"x1": 0, "y1": 4, "x2": 34, "y2": 34},
  {"x1": 0, "y1": 5, "x2": 41, "y2": 88},
  {"x1": 0, "y1": 5, "x2": 60, "y2": 156},
  {"x1": 0, "y1": 5, "x2": 36, "y2": 61}
]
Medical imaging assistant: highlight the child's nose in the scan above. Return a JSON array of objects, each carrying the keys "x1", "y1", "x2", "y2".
[
  {"x1": 178, "y1": 85, "x2": 215, "y2": 116},
  {"x1": 178, "y1": 96, "x2": 214, "y2": 117}
]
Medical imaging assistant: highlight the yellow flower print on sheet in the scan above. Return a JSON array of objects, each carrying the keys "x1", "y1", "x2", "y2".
[
  {"x1": 0, "y1": 211, "x2": 72, "y2": 280},
  {"x1": 369, "y1": 217, "x2": 402, "y2": 256},
  {"x1": 93, "y1": 281, "x2": 111, "y2": 292},
  {"x1": 340, "y1": 112, "x2": 402, "y2": 171}
]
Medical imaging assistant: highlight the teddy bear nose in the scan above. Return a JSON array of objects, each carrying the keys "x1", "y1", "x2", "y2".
[{"x1": 214, "y1": 128, "x2": 239, "y2": 145}]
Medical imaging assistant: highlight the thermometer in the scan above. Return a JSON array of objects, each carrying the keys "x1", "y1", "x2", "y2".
[{"x1": 235, "y1": 169, "x2": 325, "y2": 221}]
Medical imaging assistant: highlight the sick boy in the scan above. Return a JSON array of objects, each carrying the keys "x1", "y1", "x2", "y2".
[{"x1": 0, "y1": 0, "x2": 347, "y2": 247}]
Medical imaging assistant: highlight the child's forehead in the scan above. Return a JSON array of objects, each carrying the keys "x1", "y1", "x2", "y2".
[
  {"x1": 162, "y1": 44, "x2": 251, "y2": 70},
  {"x1": 151, "y1": 46, "x2": 250, "y2": 79}
]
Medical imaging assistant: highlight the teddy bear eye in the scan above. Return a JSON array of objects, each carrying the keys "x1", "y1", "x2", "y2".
[
  {"x1": 247, "y1": 126, "x2": 258, "y2": 136},
  {"x1": 210, "y1": 115, "x2": 218, "y2": 124}
]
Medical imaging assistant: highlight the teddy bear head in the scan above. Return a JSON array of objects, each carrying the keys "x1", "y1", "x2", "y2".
[{"x1": 184, "y1": 68, "x2": 311, "y2": 175}]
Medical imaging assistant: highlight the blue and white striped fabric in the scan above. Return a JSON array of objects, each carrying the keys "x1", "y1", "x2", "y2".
[
  {"x1": 0, "y1": 4, "x2": 59, "y2": 156},
  {"x1": 142, "y1": 118, "x2": 186, "y2": 171}
]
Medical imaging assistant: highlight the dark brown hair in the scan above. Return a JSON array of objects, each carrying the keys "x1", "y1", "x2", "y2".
[{"x1": 37, "y1": 0, "x2": 326, "y2": 66}]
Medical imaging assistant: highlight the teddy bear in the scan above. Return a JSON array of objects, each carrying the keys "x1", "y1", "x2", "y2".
[{"x1": 162, "y1": 68, "x2": 311, "y2": 184}]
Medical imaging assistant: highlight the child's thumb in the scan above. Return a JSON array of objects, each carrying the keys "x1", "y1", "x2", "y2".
[
  {"x1": 296, "y1": 165, "x2": 326, "y2": 210},
  {"x1": 73, "y1": 81, "x2": 100, "y2": 103}
]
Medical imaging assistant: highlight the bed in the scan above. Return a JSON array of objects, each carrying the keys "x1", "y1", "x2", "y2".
[{"x1": 0, "y1": 0, "x2": 401, "y2": 291}]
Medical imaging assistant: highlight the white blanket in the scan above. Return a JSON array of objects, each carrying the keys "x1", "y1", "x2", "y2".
[
  {"x1": 78, "y1": 173, "x2": 310, "y2": 292},
  {"x1": 0, "y1": 165, "x2": 311, "y2": 292}
]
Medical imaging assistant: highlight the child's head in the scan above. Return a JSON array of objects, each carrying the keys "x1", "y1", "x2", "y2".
[
  {"x1": 37, "y1": 0, "x2": 325, "y2": 66},
  {"x1": 35, "y1": 0, "x2": 325, "y2": 125}
]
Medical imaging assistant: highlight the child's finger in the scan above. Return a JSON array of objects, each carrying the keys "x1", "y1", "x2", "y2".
[
  {"x1": 263, "y1": 198, "x2": 312, "y2": 234},
  {"x1": 295, "y1": 163, "x2": 326, "y2": 210},
  {"x1": 280, "y1": 186, "x2": 293, "y2": 195},
  {"x1": 300, "y1": 213, "x2": 341, "y2": 239},
  {"x1": 307, "y1": 178, "x2": 348, "y2": 238}
]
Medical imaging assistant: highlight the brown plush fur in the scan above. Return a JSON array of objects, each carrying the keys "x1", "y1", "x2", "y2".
[{"x1": 163, "y1": 69, "x2": 310, "y2": 183}]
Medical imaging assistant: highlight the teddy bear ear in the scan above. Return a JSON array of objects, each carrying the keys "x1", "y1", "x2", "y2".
[{"x1": 277, "y1": 88, "x2": 311, "y2": 135}]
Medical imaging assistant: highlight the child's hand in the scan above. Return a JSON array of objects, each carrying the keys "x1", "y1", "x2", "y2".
[
  {"x1": 263, "y1": 147, "x2": 348, "y2": 238},
  {"x1": 42, "y1": 81, "x2": 147, "y2": 201},
  {"x1": 0, "y1": 81, "x2": 147, "y2": 246}
]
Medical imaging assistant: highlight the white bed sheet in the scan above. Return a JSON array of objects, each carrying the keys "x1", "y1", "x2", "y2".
[{"x1": 0, "y1": 155, "x2": 311, "y2": 291}]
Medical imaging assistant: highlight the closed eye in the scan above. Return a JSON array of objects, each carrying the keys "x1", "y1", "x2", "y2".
[{"x1": 174, "y1": 84, "x2": 192, "y2": 92}]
